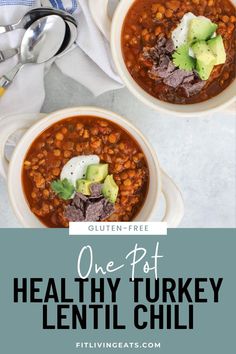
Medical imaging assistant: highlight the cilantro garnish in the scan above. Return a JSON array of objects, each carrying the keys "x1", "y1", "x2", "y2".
[
  {"x1": 51, "y1": 178, "x2": 75, "y2": 200},
  {"x1": 172, "y1": 44, "x2": 196, "y2": 71}
]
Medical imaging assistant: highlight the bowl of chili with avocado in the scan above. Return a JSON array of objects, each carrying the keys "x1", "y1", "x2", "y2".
[
  {"x1": 0, "y1": 107, "x2": 184, "y2": 228},
  {"x1": 89, "y1": 0, "x2": 236, "y2": 116}
]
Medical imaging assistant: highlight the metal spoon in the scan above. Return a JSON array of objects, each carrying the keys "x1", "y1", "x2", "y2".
[
  {"x1": 0, "y1": 21, "x2": 78, "y2": 63},
  {"x1": 0, "y1": 15, "x2": 66, "y2": 97},
  {"x1": 0, "y1": 7, "x2": 76, "y2": 34},
  {"x1": 0, "y1": 48, "x2": 19, "y2": 63},
  {"x1": 66, "y1": 21, "x2": 78, "y2": 48},
  {"x1": 57, "y1": 21, "x2": 78, "y2": 56}
]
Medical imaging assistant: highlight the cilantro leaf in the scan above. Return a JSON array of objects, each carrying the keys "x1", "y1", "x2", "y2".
[
  {"x1": 51, "y1": 178, "x2": 75, "y2": 200},
  {"x1": 172, "y1": 44, "x2": 196, "y2": 71}
]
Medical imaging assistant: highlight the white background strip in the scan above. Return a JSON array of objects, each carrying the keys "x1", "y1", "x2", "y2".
[{"x1": 69, "y1": 222, "x2": 167, "y2": 236}]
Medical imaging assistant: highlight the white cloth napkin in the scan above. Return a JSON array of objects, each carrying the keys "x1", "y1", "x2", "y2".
[{"x1": 0, "y1": 0, "x2": 123, "y2": 117}]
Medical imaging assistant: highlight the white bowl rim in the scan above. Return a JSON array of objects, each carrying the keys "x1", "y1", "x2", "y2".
[
  {"x1": 8, "y1": 106, "x2": 162, "y2": 227},
  {"x1": 110, "y1": 0, "x2": 236, "y2": 117}
]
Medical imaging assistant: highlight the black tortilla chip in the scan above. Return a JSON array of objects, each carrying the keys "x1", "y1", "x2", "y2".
[{"x1": 64, "y1": 205, "x2": 85, "y2": 222}]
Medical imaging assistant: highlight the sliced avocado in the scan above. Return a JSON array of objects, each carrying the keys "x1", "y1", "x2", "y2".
[
  {"x1": 102, "y1": 175, "x2": 119, "y2": 204},
  {"x1": 191, "y1": 41, "x2": 214, "y2": 57},
  {"x1": 207, "y1": 35, "x2": 226, "y2": 65},
  {"x1": 76, "y1": 179, "x2": 92, "y2": 195},
  {"x1": 188, "y1": 18, "x2": 217, "y2": 43},
  {"x1": 192, "y1": 41, "x2": 216, "y2": 80},
  {"x1": 86, "y1": 164, "x2": 109, "y2": 183},
  {"x1": 196, "y1": 59, "x2": 215, "y2": 80}
]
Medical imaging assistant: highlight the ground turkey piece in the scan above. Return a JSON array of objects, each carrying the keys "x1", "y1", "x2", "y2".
[{"x1": 143, "y1": 37, "x2": 206, "y2": 97}]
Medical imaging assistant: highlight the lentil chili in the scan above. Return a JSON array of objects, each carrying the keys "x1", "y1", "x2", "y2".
[
  {"x1": 122, "y1": 0, "x2": 236, "y2": 104},
  {"x1": 22, "y1": 116, "x2": 149, "y2": 227}
]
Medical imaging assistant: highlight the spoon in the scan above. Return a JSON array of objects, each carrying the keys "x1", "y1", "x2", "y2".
[
  {"x1": 0, "y1": 7, "x2": 76, "y2": 34},
  {"x1": 56, "y1": 21, "x2": 78, "y2": 56},
  {"x1": 0, "y1": 21, "x2": 78, "y2": 63},
  {"x1": 57, "y1": 21, "x2": 78, "y2": 56},
  {"x1": 0, "y1": 15, "x2": 66, "y2": 97}
]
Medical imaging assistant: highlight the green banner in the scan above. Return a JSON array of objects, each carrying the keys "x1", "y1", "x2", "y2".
[{"x1": 0, "y1": 229, "x2": 234, "y2": 353}]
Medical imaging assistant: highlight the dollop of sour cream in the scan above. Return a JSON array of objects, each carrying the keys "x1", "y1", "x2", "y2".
[
  {"x1": 171, "y1": 12, "x2": 215, "y2": 57},
  {"x1": 60, "y1": 155, "x2": 100, "y2": 186},
  {"x1": 172, "y1": 12, "x2": 197, "y2": 49}
]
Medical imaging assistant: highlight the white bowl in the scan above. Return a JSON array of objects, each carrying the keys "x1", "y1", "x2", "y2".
[
  {"x1": 0, "y1": 107, "x2": 184, "y2": 228},
  {"x1": 89, "y1": 0, "x2": 236, "y2": 116}
]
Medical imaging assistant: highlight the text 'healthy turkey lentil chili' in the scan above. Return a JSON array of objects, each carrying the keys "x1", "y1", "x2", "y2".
[
  {"x1": 22, "y1": 116, "x2": 149, "y2": 228},
  {"x1": 122, "y1": 0, "x2": 236, "y2": 104}
]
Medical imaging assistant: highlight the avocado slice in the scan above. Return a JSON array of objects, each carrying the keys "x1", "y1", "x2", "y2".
[
  {"x1": 192, "y1": 41, "x2": 216, "y2": 80},
  {"x1": 102, "y1": 175, "x2": 119, "y2": 204},
  {"x1": 188, "y1": 18, "x2": 217, "y2": 43},
  {"x1": 76, "y1": 179, "x2": 92, "y2": 195},
  {"x1": 86, "y1": 164, "x2": 109, "y2": 183},
  {"x1": 207, "y1": 35, "x2": 226, "y2": 65}
]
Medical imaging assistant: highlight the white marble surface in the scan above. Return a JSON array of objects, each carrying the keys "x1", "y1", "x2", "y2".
[{"x1": 0, "y1": 65, "x2": 235, "y2": 228}]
